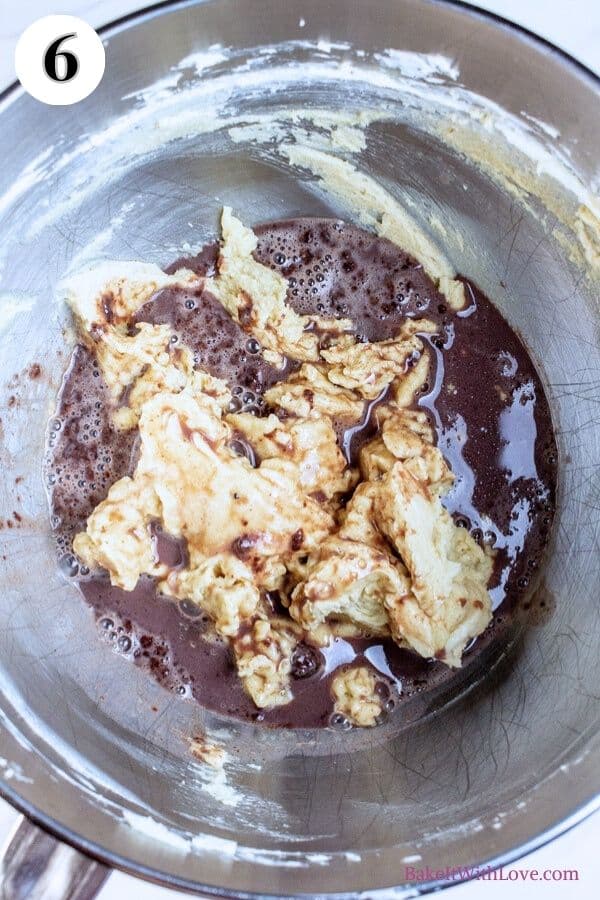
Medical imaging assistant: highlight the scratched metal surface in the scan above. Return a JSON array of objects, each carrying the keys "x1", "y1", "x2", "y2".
[{"x1": 0, "y1": 0, "x2": 599, "y2": 896}]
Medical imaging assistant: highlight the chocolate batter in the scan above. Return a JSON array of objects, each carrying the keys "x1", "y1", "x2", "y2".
[{"x1": 46, "y1": 218, "x2": 557, "y2": 728}]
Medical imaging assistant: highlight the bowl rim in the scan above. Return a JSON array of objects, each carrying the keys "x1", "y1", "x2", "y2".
[
  {"x1": 0, "y1": 0, "x2": 598, "y2": 896},
  {"x1": 0, "y1": 0, "x2": 598, "y2": 106}
]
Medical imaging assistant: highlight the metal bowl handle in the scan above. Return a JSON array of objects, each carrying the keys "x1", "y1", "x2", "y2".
[{"x1": 0, "y1": 815, "x2": 109, "y2": 899}]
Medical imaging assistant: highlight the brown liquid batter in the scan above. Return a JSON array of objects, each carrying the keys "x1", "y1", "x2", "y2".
[{"x1": 46, "y1": 218, "x2": 557, "y2": 728}]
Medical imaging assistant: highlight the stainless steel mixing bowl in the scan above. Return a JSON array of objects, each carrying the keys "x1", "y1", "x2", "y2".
[{"x1": 0, "y1": 0, "x2": 598, "y2": 896}]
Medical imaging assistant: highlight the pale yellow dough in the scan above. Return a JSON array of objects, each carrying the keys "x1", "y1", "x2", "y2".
[
  {"x1": 68, "y1": 208, "x2": 493, "y2": 720},
  {"x1": 331, "y1": 665, "x2": 384, "y2": 728}
]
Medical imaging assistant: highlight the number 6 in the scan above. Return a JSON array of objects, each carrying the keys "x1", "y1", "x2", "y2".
[{"x1": 44, "y1": 33, "x2": 79, "y2": 82}]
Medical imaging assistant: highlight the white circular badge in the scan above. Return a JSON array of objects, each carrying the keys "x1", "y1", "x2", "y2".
[{"x1": 15, "y1": 15, "x2": 105, "y2": 106}]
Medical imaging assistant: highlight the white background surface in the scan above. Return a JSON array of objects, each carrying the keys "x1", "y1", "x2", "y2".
[{"x1": 0, "y1": 0, "x2": 598, "y2": 897}]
